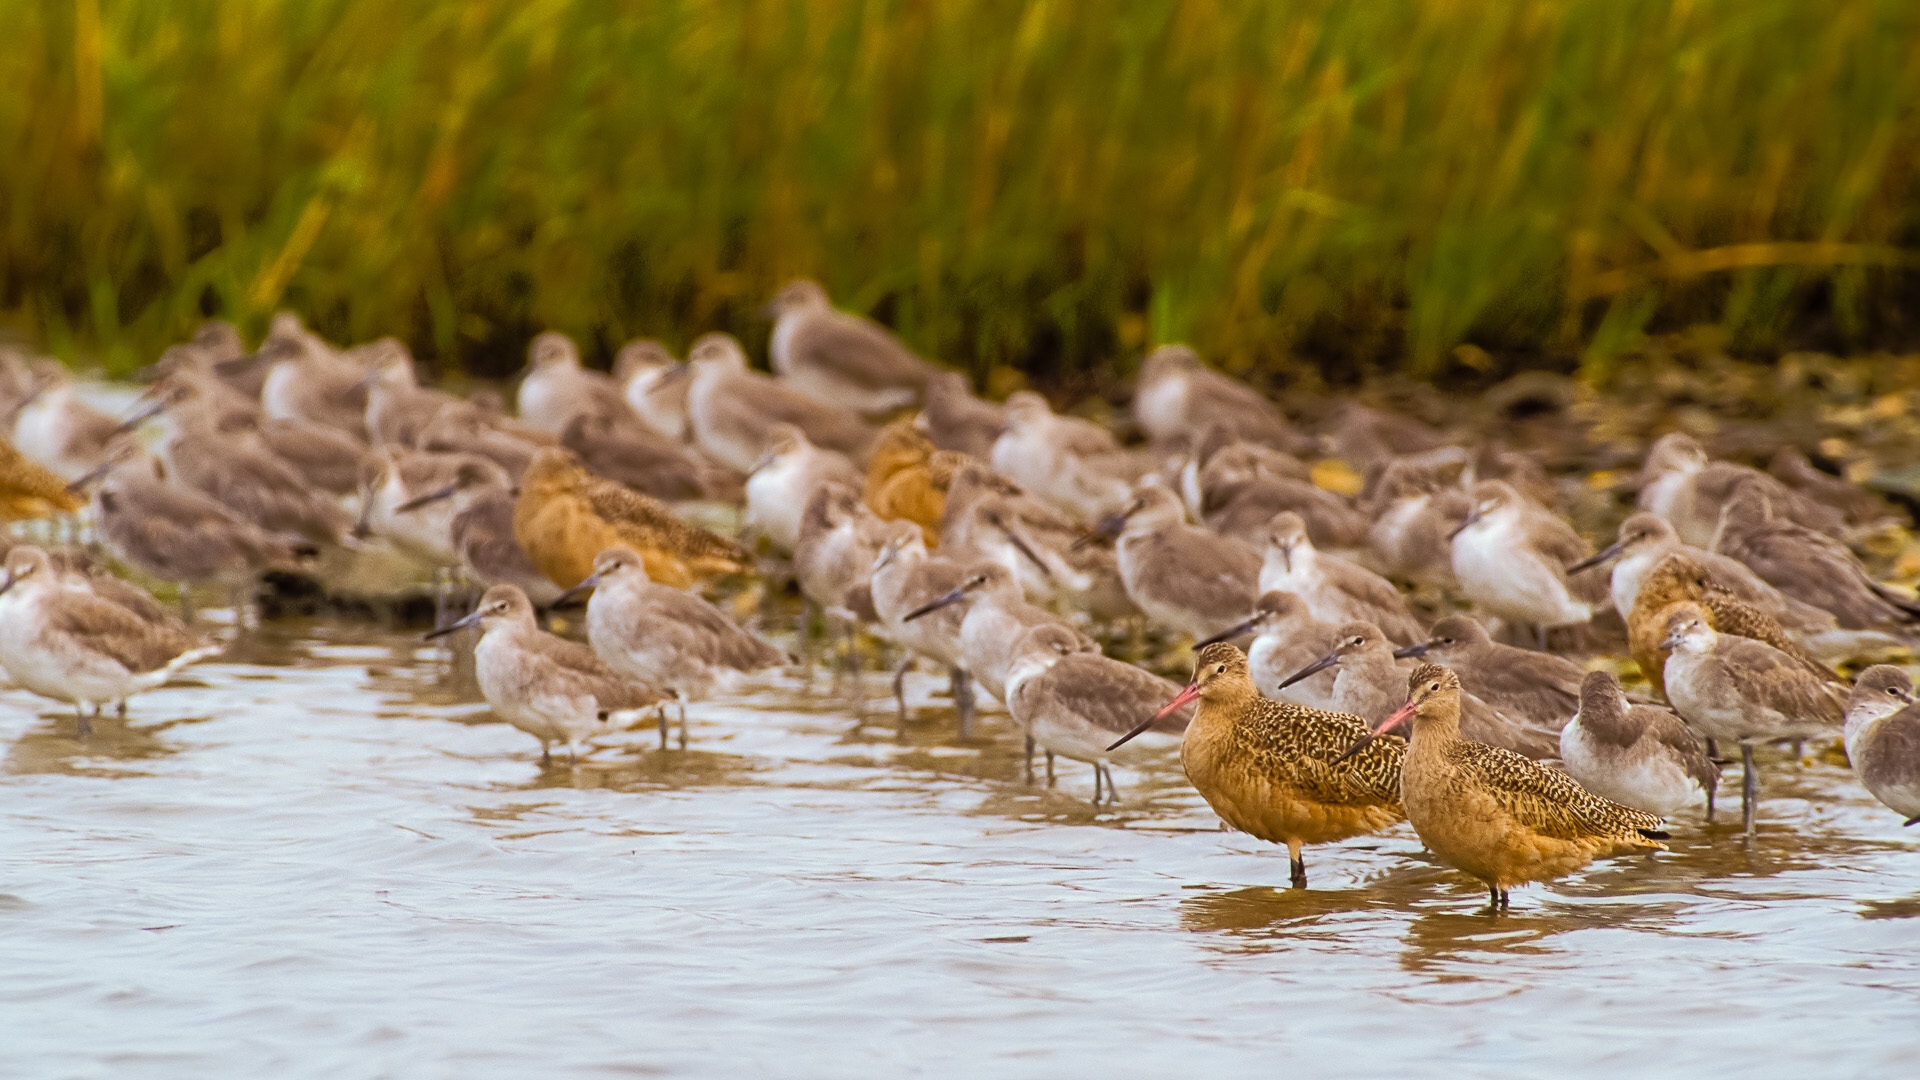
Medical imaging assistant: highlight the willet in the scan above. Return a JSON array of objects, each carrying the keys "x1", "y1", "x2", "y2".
[
  {"x1": 513, "y1": 446, "x2": 750, "y2": 590},
  {"x1": 428, "y1": 584, "x2": 660, "y2": 762},
  {"x1": 1275, "y1": 620, "x2": 1560, "y2": 760},
  {"x1": 1348, "y1": 664, "x2": 1666, "y2": 910},
  {"x1": 1636, "y1": 432, "x2": 1843, "y2": 545},
  {"x1": 766, "y1": 278, "x2": 936, "y2": 415},
  {"x1": 362, "y1": 342, "x2": 460, "y2": 449},
  {"x1": 863, "y1": 418, "x2": 968, "y2": 547},
  {"x1": 1560, "y1": 670, "x2": 1718, "y2": 819},
  {"x1": 1842, "y1": 667, "x2": 1920, "y2": 827},
  {"x1": 151, "y1": 392, "x2": 355, "y2": 547},
  {"x1": 9, "y1": 361, "x2": 121, "y2": 482},
  {"x1": 515, "y1": 331, "x2": 637, "y2": 436},
  {"x1": 684, "y1": 333, "x2": 876, "y2": 471},
  {"x1": 869, "y1": 523, "x2": 975, "y2": 733},
  {"x1": 130, "y1": 370, "x2": 368, "y2": 496},
  {"x1": 1660, "y1": 602, "x2": 1848, "y2": 835},
  {"x1": 915, "y1": 372, "x2": 1004, "y2": 459},
  {"x1": 1575, "y1": 511, "x2": 1835, "y2": 631},
  {"x1": 1768, "y1": 445, "x2": 1893, "y2": 528},
  {"x1": 1712, "y1": 481, "x2": 1920, "y2": 632},
  {"x1": 792, "y1": 482, "x2": 894, "y2": 617},
  {"x1": 392, "y1": 459, "x2": 562, "y2": 607},
  {"x1": 990, "y1": 391, "x2": 1141, "y2": 524},
  {"x1": 1194, "y1": 447, "x2": 1367, "y2": 552},
  {"x1": 417, "y1": 402, "x2": 543, "y2": 483},
  {"x1": 357, "y1": 451, "x2": 509, "y2": 568},
  {"x1": 0, "y1": 545, "x2": 219, "y2": 732},
  {"x1": 1102, "y1": 484, "x2": 1258, "y2": 641},
  {"x1": 1357, "y1": 449, "x2": 1472, "y2": 590},
  {"x1": 1259, "y1": 511, "x2": 1422, "y2": 645},
  {"x1": 1395, "y1": 615, "x2": 1585, "y2": 732},
  {"x1": 903, "y1": 560, "x2": 1095, "y2": 705},
  {"x1": 1318, "y1": 401, "x2": 1447, "y2": 468},
  {"x1": 1448, "y1": 480, "x2": 1595, "y2": 647},
  {"x1": 1180, "y1": 425, "x2": 1311, "y2": 518},
  {"x1": 558, "y1": 412, "x2": 706, "y2": 501},
  {"x1": 744, "y1": 424, "x2": 862, "y2": 554},
  {"x1": 1131, "y1": 344, "x2": 1309, "y2": 454},
  {"x1": 258, "y1": 325, "x2": 369, "y2": 438},
  {"x1": 937, "y1": 460, "x2": 1107, "y2": 609},
  {"x1": 1625, "y1": 550, "x2": 1840, "y2": 701},
  {"x1": 1107, "y1": 641, "x2": 1402, "y2": 886},
  {"x1": 559, "y1": 546, "x2": 788, "y2": 749},
  {"x1": 1002, "y1": 623, "x2": 1190, "y2": 804},
  {"x1": 1198, "y1": 591, "x2": 1343, "y2": 711},
  {"x1": 616, "y1": 340, "x2": 692, "y2": 443}
]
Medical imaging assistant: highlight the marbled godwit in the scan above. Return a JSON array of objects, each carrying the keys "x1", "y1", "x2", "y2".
[
  {"x1": 560, "y1": 546, "x2": 788, "y2": 749},
  {"x1": 684, "y1": 333, "x2": 875, "y2": 471},
  {"x1": 1259, "y1": 511, "x2": 1423, "y2": 645},
  {"x1": 1768, "y1": 445, "x2": 1893, "y2": 528},
  {"x1": 1, "y1": 434, "x2": 83, "y2": 520},
  {"x1": 1626, "y1": 551, "x2": 1841, "y2": 701},
  {"x1": 1396, "y1": 615, "x2": 1585, "y2": 732},
  {"x1": 1449, "y1": 480, "x2": 1595, "y2": 647},
  {"x1": 745, "y1": 425, "x2": 861, "y2": 554},
  {"x1": 1102, "y1": 484, "x2": 1258, "y2": 642},
  {"x1": 9, "y1": 362, "x2": 121, "y2": 482},
  {"x1": 616, "y1": 340, "x2": 692, "y2": 443},
  {"x1": 1109, "y1": 642, "x2": 1402, "y2": 887},
  {"x1": 1199, "y1": 591, "x2": 1342, "y2": 711},
  {"x1": 391, "y1": 458, "x2": 562, "y2": 607},
  {"x1": 1712, "y1": 481, "x2": 1920, "y2": 632},
  {"x1": 1842, "y1": 667, "x2": 1920, "y2": 827},
  {"x1": 558, "y1": 412, "x2": 706, "y2": 501},
  {"x1": 513, "y1": 446, "x2": 750, "y2": 590},
  {"x1": 1660, "y1": 602, "x2": 1848, "y2": 835},
  {"x1": 1131, "y1": 344, "x2": 1310, "y2": 454},
  {"x1": 990, "y1": 392, "x2": 1142, "y2": 524},
  {"x1": 862, "y1": 418, "x2": 968, "y2": 547},
  {"x1": 428, "y1": 584, "x2": 659, "y2": 762},
  {"x1": 1004, "y1": 623, "x2": 1189, "y2": 804},
  {"x1": 0, "y1": 546, "x2": 219, "y2": 732},
  {"x1": 1636, "y1": 432, "x2": 1843, "y2": 545},
  {"x1": 1354, "y1": 664, "x2": 1667, "y2": 910},
  {"x1": 870, "y1": 523, "x2": 975, "y2": 732},
  {"x1": 1561, "y1": 670, "x2": 1718, "y2": 819},
  {"x1": 1277, "y1": 620, "x2": 1560, "y2": 760},
  {"x1": 515, "y1": 332, "x2": 636, "y2": 436},
  {"x1": 362, "y1": 342, "x2": 459, "y2": 449},
  {"x1": 766, "y1": 279, "x2": 936, "y2": 415},
  {"x1": 915, "y1": 372, "x2": 1004, "y2": 459}
]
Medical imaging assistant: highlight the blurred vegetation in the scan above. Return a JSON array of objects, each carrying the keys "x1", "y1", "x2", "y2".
[{"x1": 1, "y1": 0, "x2": 1917, "y2": 383}]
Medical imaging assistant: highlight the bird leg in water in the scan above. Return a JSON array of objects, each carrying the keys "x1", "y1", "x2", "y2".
[
  {"x1": 657, "y1": 704, "x2": 670, "y2": 750},
  {"x1": 1046, "y1": 750, "x2": 1056, "y2": 786},
  {"x1": 1706, "y1": 781, "x2": 1716, "y2": 824},
  {"x1": 950, "y1": 667, "x2": 974, "y2": 739},
  {"x1": 1534, "y1": 624, "x2": 1549, "y2": 652},
  {"x1": 1287, "y1": 839, "x2": 1307, "y2": 889},
  {"x1": 540, "y1": 742, "x2": 551, "y2": 767},
  {"x1": 1099, "y1": 764, "x2": 1119, "y2": 806},
  {"x1": 75, "y1": 704, "x2": 92, "y2": 738},
  {"x1": 892, "y1": 658, "x2": 911, "y2": 723},
  {"x1": 677, "y1": 700, "x2": 689, "y2": 751},
  {"x1": 1742, "y1": 743, "x2": 1758, "y2": 837},
  {"x1": 1024, "y1": 735, "x2": 1035, "y2": 785}
]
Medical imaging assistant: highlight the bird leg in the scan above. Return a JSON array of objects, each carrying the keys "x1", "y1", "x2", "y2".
[
  {"x1": 950, "y1": 667, "x2": 974, "y2": 739},
  {"x1": 117, "y1": 699, "x2": 127, "y2": 719},
  {"x1": 75, "y1": 704, "x2": 92, "y2": 738},
  {"x1": 1741, "y1": 743, "x2": 1758, "y2": 837},
  {"x1": 1534, "y1": 624, "x2": 1549, "y2": 652},
  {"x1": 1093, "y1": 763, "x2": 1102, "y2": 805},
  {"x1": 677, "y1": 699, "x2": 689, "y2": 750},
  {"x1": 1025, "y1": 735, "x2": 1035, "y2": 785},
  {"x1": 1100, "y1": 764, "x2": 1119, "y2": 805},
  {"x1": 1498, "y1": 888, "x2": 1510, "y2": 911},
  {"x1": 567, "y1": 741, "x2": 580, "y2": 766},
  {"x1": 657, "y1": 704, "x2": 670, "y2": 750},
  {"x1": 1287, "y1": 839, "x2": 1307, "y2": 889},
  {"x1": 1705, "y1": 782, "x2": 1716, "y2": 824},
  {"x1": 1046, "y1": 750, "x2": 1056, "y2": 786},
  {"x1": 1705, "y1": 738, "x2": 1719, "y2": 760},
  {"x1": 892, "y1": 658, "x2": 911, "y2": 724},
  {"x1": 540, "y1": 743, "x2": 551, "y2": 766}
]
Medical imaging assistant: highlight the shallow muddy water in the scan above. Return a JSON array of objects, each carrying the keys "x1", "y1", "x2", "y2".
[{"x1": 4, "y1": 616, "x2": 1919, "y2": 1077}]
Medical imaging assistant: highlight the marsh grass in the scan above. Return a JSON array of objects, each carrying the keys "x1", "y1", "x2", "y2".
[{"x1": 1, "y1": 0, "x2": 1916, "y2": 381}]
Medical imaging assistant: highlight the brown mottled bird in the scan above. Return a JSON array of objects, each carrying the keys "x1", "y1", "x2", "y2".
[
  {"x1": 1, "y1": 434, "x2": 84, "y2": 520},
  {"x1": 1108, "y1": 642, "x2": 1405, "y2": 890},
  {"x1": 1627, "y1": 551, "x2": 1840, "y2": 700},
  {"x1": 513, "y1": 447, "x2": 750, "y2": 590},
  {"x1": 862, "y1": 418, "x2": 968, "y2": 548},
  {"x1": 1352, "y1": 664, "x2": 1667, "y2": 911}
]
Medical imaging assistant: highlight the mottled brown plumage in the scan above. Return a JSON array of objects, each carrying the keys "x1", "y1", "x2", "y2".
[
  {"x1": 862, "y1": 418, "x2": 967, "y2": 547},
  {"x1": 1628, "y1": 551, "x2": 1839, "y2": 699},
  {"x1": 1, "y1": 434, "x2": 83, "y2": 519},
  {"x1": 1386, "y1": 664, "x2": 1667, "y2": 909},
  {"x1": 513, "y1": 446, "x2": 749, "y2": 590},
  {"x1": 1118, "y1": 642, "x2": 1404, "y2": 888}
]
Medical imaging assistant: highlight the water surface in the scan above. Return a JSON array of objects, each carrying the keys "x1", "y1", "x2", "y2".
[{"x1": 4, "y1": 618, "x2": 1918, "y2": 1077}]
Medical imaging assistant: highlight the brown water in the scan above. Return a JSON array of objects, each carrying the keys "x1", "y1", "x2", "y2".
[{"x1": 5, "y1": 616, "x2": 1919, "y2": 1077}]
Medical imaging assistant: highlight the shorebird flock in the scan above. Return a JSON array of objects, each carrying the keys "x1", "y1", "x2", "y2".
[{"x1": 3, "y1": 281, "x2": 1919, "y2": 911}]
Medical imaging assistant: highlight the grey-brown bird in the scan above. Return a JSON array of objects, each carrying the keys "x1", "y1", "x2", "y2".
[
  {"x1": 744, "y1": 425, "x2": 862, "y2": 555},
  {"x1": 1131, "y1": 344, "x2": 1310, "y2": 454},
  {"x1": 1769, "y1": 445, "x2": 1894, "y2": 528},
  {"x1": 558, "y1": 411, "x2": 706, "y2": 501},
  {"x1": 393, "y1": 461, "x2": 561, "y2": 607},
  {"x1": 915, "y1": 372, "x2": 1005, "y2": 459},
  {"x1": 1106, "y1": 484, "x2": 1259, "y2": 641},
  {"x1": 1396, "y1": 615, "x2": 1586, "y2": 732},
  {"x1": 1712, "y1": 481, "x2": 1920, "y2": 632},
  {"x1": 1636, "y1": 432, "x2": 1843, "y2": 545},
  {"x1": 515, "y1": 331, "x2": 636, "y2": 436},
  {"x1": 767, "y1": 279, "x2": 938, "y2": 415},
  {"x1": 1259, "y1": 511, "x2": 1423, "y2": 646},
  {"x1": 1560, "y1": 670, "x2": 1717, "y2": 820},
  {"x1": 685, "y1": 332, "x2": 876, "y2": 471},
  {"x1": 1843, "y1": 666, "x2": 1920, "y2": 827}
]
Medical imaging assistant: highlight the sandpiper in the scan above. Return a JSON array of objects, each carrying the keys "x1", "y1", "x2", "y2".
[
  {"x1": 1353, "y1": 664, "x2": 1667, "y2": 910},
  {"x1": 1660, "y1": 602, "x2": 1848, "y2": 835},
  {"x1": 0, "y1": 545, "x2": 219, "y2": 731},
  {"x1": 1108, "y1": 642, "x2": 1403, "y2": 887},
  {"x1": 991, "y1": 391, "x2": 1141, "y2": 524},
  {"x1": 939, "y1": 461, "x2": 1111, "y2": 610},
  {"x1": 428, "y1": 584, "x2": 660, "y2": 762},
  {"x1": 361, "y1": 341, "x2": 460, "y2": 449},
  {"x1": 417, "y1": 402, "x2": 542, "y2": 482},
  {"x1": 515, "y1": 332, "x2": 636, "y2": 436},
  {"x1": 902, "y1": 560, "x2": 1095, "y2": 705},
  {"x1": 1449, "y1": 480, "x2": 1596, "y2": 647},
  {"x1": 684, "y1": 333, "x2": 875, "y2": 471},
  {"x1": 258, "y1": 326, "x2": 369, "y2": 438},
  {"x1": 870, "y1": 523, "x2": 975, "y2": 732},
  {"x1": 1198, "y1": 591, "x2": 1343, "y2": 711},
  {"x1": 1259, "y1": 511, "x2": 1423, "y2": 645},
  {"x1": 560, "y1": 546, "x2": 789, "y2": 748},
  {"x1": 1842, "y1": 667, "x2": 1920, "y2": 827},
  {"x1": 358, "y1": 451, "x2": 509, "y2": 568},
  {"x1": 1396, "y1": 615, "x2": 1585, "y2": 732},
  {"x1": 766, "y1": 279, "x2": 936, "y2": 415},
  {"x1": 744, "y1": 424, "x2": 862, "y2": 554},
  {"x1": 1636, "y1": 432, "x2": 1842, "y2": 545},
  {"x1": 915, "y1": 372, "x2": 1004, "y2": 459},
  {"x1": 9, "y1": 361, "x2": 122, "y2": 482},
  {"x1": 1712, "y1": 481, "x2": 1920, "y2": 632},
  {"x1": 513, "y1": 446, "x2": 750, "y2": 590},
  {"x1": 1768, "y1": 445, "x2": 1892, "y2": 528},
  {"x1": 152, "y1": 391, "x2": 355, "y2": 547},
  {"x1": 792, "y1": 482, "x2": 894, "y2": 617},
  {"x1": 393, "y1": 461, "x2": 562, "y2": 607},
  {"x1": 1005, "y1": 623, "x2": 1190, "y2": 804},
  {"x1": 1560, "y1": 670, "x2": 1718, "y2": 819},
  {"x1": 1103, "y1": 484, "x2": 1259, "y2": 642},
  {"x1": 616, "y1": 340, "x2": 693, "y2": 443},
  {"x1": 1131, "y1": 344, "x2": 1309, "y2": 454}
]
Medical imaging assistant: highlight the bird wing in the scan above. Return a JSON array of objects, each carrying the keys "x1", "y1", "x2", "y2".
[
  {"x1": 47, "y1": 591, "x2": 199, "y2": 675},
  {"x1": 1238, "y1": 701, "x2": 1405, "y2": 805},
  {"x1": 791, "y1": 313, "x2": 931, "y2": 390},
  {"x1": 1328, "y1": 559, "x2": 1424, "y2": 641},
  {"x1": 1714, "y1": 637, "x2": 1848, "y2": 725},
  {"x1": 1704, "y1": 595, "x2": 1841, "y2": 682},
  {"x1": 1453, "y1": 740, "x2": 1663, "y2": 838},
  {"x1": 1145, "y1": 531, "x2": 1259, "y2": 621},
  {"x1": 535, "y1": 634, "x2": 661, "y2": 709},
  {"x1": 1038, "y1": 655, "x2": 1190, "y2": 734},
  {"x1": 652, "y1": 588, "x2": 787, "y2": 670}
]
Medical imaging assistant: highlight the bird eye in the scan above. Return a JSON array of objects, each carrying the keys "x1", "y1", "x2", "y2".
[
  {"x1": 1215, "y1": 664, "x2": 1225, "y2": 674},
  {"x1": 1890, "y1": 687, "x2": 1902, "y2": 696},
  {"x1": 1429, "y1": 682, "x2": 1439, "y2": 691}
]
